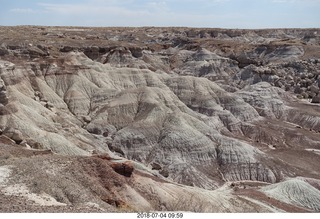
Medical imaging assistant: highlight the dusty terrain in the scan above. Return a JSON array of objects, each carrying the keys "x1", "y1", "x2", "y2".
[{"x1": 0, "y1": 26, "x2": 320, "y2": 212}]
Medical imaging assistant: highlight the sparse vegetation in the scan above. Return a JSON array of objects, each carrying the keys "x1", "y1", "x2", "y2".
[{"x1": 0, "y1": 26, "x2": 320, "y2": 212}]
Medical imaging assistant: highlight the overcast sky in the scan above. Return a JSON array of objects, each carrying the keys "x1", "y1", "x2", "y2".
[{"x1": 0, "y1": 0, "x2": 319, "y2": 28}]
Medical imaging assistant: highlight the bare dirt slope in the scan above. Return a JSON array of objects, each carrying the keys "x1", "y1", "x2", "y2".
[{"x1": 0, "y1": 26, "x2": 320, "y2": 212}]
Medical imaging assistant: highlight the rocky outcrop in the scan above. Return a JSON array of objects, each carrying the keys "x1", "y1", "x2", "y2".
[
  {"x1": 110, "y1": 161, "x2": 134, "y2": 177},
  {"x1": 0, "y1": 26, "x2": 320, "y2": 212}
]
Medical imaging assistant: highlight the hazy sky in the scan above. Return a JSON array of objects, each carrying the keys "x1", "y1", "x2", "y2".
[{"x1": 0, "y1": 0, "x2": 319, "y2": 28}]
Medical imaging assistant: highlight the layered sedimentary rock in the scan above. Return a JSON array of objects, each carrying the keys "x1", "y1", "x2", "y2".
[{"x1": 0, "y1": 26, "x2": 320, "y2": 212}]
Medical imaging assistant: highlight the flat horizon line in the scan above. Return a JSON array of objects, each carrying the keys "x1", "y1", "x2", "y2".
[{"x1": 1, "y1": 24, "x2": 320, "y2": 31}]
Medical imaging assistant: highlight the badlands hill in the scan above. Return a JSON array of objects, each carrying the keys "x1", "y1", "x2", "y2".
[{"x1": 0, "y1": 26, "x2": 320, "y2": 212}]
